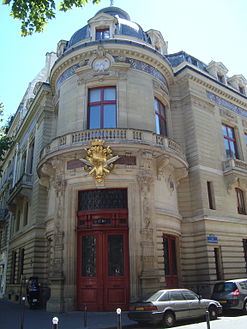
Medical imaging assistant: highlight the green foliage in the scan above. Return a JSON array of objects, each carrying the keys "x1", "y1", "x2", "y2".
[
  {"x1": 3, "y1": 0, "x2": 101, "y2": 36},
  {"x1": 0, "y1": 103, "x2": 14, "y2": 164}
]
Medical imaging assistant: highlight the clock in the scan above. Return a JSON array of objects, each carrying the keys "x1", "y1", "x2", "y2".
[{"x1": 92, "y1": 58, "x2": 110, "y2": 71}]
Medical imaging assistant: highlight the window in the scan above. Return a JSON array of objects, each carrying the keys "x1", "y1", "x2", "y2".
[
  {"x1": 96, "y1": 28, "x2": 110, "y2": 40},
  {"x1": 23, "y1": 201, "x2": 28, "y2": 226},
  {"x1": 207, "y1": 181, "x2": 216, "y2": 210},
  {"x1": 245, "y1": 134, "x2": 247, "y2": 147},
  {"x1": 27, "y1": 140, "x2": 35, "y2": 174},
  {"x1": 88, "y1": 87, "x2": 116, "y2": 129},
  {"x1": 163, "y1": 234, "x2": 177, "y2": 276},
  {"x1": 239, "y1": 86, "x2": 245, "y2": 95},
  {"x1": 16, "y1": 210, "x2": 21, "y2": 232},
  {"x1": 236, "y1": 188, "x2": 246, "y2": 214},
  {"x1": 243, "y1": 239, "x2": 247, "y2": 274},
  {"x1": 222, "y1": 124, "x2": 238, "y2": 158},
  {"x1": 217, "y1": 73, "x2": 224, "y2": 83},
  {"x1": 10, "y1": 251, "x2": 17, "y2": 284},
  {"x1": 182, "y1": 290, "x2": 198, "y2": 300},
  {"x1": 20, "y1": 151, "x2": 27, "y2": 177},
  {"x1": 214, "y1": 247, "x2": 223, "y2": 280},
  {"x1": 17, "y1": 248, "x2": 24, "y2": 284},
  {"x1": 154, "y1": 98, "x2": 167, "y2": 136},
  {"x1": 170, "y1": 291, "x2": 185, "y2": 301}
]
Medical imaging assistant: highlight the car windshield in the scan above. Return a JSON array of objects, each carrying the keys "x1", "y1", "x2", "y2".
[
  {"x1": 143, "y1": 290, "x2": 165, "y2": 302},
  {"x1": 213, "y1": 282, "x2": 237, "y2": 293}
]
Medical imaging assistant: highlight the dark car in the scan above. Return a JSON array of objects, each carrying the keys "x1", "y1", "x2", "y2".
[
  {"x1": 128, "y1": 289, "x2": 222, "y2": 328},
  {"x1": 211, "y1": 278, "x2": 247, "y2": 313}
]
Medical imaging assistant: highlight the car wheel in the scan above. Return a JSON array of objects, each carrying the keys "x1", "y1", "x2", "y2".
[
  {"x1": 162, "y1": 311, "x2": 176, "y2": 328},
  {"x1": 208, "y1": 305, "x2": 218, "y2": 320},
  {"x1": 243, "y1": 301, "x2": 247, "y2": 314}
]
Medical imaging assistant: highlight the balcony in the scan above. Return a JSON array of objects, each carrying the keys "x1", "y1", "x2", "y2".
[
  {"x1": 40, "y1": 128, "x2": 186, "y2": 162},
  {"x1": 7, "y1": 173, "x2": 33, "y2": 205},
  {"x1": 222, "y1": 158, "x2": 247, "y2": 191},
  {"x1": 223, "y1": 158, "x2": 247, "y2": 174}
]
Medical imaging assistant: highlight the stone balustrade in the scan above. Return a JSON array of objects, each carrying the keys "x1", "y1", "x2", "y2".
[
  {"x1": 223, "y1": 158, "x2": 247, "y2": 172},
  {"x1": 40, "y1": 128, "x2": 186, "y2": 161}
]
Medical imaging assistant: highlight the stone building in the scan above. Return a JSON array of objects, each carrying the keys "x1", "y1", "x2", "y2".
[{"x1": 1, "y1": 6, "x2": 247, "y2": 312}]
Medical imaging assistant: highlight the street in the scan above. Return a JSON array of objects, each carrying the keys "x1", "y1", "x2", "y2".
[
  {"x1": 1, "y1": 298, "x2": 247, "y2": 329},
  {"x1": 150, "y1": 313, "x2": 247, "y2": 329}
]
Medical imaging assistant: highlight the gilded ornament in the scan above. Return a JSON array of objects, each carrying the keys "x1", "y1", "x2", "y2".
[{"x1": 80, "y1": 140, "x2": 119, "y2": 182}]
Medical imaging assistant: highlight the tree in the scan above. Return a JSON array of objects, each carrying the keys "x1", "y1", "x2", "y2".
[
  {"x1": 3, "y1": 0, "x2": 101, "y2": 36},
  {"x1": 0, "y1": 103, "x2": 14, "y2": 169}
]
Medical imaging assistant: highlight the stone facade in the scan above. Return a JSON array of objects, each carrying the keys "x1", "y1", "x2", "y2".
[{"x1": 0, "y1": 6, "x2": 247, "y2": 312}]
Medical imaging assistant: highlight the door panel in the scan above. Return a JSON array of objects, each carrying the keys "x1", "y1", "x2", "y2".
[
  {"x1": 77, "y1": 230, "x2": 129, "y2": 311},
  {"x1": 104, "y1": 233, "x2": 129, "y2": 310},
  {"x1": 163, "y1": 234, "x2": 178, "y2": 288}
]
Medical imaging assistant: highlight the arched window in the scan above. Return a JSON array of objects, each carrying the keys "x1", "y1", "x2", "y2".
[
  {"x1": 236, "y1": 188, "x2": 246, "y2": 214},
  {"x1": 154, "y1": 98, "x2": 167, "y2": 136}
]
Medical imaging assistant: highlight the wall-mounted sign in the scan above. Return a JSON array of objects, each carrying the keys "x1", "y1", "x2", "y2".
[{"x1": 207, "y1": 234, "x2": 218, "y2": 244}]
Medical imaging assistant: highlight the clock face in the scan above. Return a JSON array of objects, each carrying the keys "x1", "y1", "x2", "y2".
[{"x1": 93, "y1": 58, "x2": 110, "y2": 71}]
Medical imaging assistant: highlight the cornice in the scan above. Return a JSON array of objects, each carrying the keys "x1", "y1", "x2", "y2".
[
  {"x1": 50, "y1": 43, "x2": 174, "y2": 90},
  {"x1": 14, "y1": 84, "x2": 53, "y2": 143},
  {"x1": 175, "y1": 66, "x2": 247, "y2": 109}
]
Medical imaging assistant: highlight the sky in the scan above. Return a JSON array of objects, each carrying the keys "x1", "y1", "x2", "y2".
[{"x1": 1, "y1": 0, "x2": 247, "y2": 123}]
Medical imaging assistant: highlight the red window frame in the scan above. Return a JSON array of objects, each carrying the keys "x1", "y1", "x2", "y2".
[
  {"x1": 222, "y1": 124, "x2": 238, "y2": 159},
  {"x1": 96, "y1": 28, "x2": 110, "y2": 40},
  {"x1": 154, "y1": 98, "x2": 167, "y2": 136},
  {"x1": 88, "y1": 87, "x2": 116, "y2": 129},
  {"x1": 236, "y1": 188, "x2": 246, "y2": 215}
]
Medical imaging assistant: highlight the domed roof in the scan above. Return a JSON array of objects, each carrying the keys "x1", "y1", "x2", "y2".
[{"x1": 67, "y1": 7, "x2": 151, "y2": 48}]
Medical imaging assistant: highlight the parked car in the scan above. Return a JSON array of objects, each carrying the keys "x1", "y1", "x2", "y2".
[
  {"x1": 128, "y1": 289, "x2": 222, "y2": 328},
  {"x1": 211, "y1": 278, "x2": 247, "y2": 313}
]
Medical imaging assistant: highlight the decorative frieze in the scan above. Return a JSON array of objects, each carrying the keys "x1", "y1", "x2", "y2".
[
  {"x1": 220, "y1": 108, "x2": 237, "y2": 123},
  {"x1": 207, "y1": 91, "x2": 247, "y2": 118}
]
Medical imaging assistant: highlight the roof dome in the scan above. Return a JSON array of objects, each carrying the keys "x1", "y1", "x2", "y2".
[{"x1": 67, "y1": 7, "x2": 150, "y2": 48}]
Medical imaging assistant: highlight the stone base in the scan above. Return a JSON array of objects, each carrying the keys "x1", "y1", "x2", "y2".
[
  {"x1": 140, "y1": 272, "x2": 160, "y2": 296},
  {"x1": 46, "y1": 298, "x2": 63, "y2": 312}
]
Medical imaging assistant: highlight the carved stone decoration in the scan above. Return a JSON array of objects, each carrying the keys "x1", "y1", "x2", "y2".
[
  {"x1": 139, "y1": 151, "x2": 153, "y2": 175},
  {"x1": 80, "y1": 139, "x2": 119, "y2": 183},
  {"x1": 50, "y1": 222, "x2": 64, "y2": 278},
  {"x1": 166, "y1": 174, "x2": 175, "y2": 194},
  {"x1": 156, "y1": 155, "x2": 170, "y2": 180},
  {"x1": 137, "y1": 174, "x2": 153, "y2": 193},
  {"x1": 52, "y1": 175, "x2": 67, "y2": 219},
  {"x1": 137, "y1": 173, "x2": 157, "y2": 279},
  {"x1": 174, "y1": 167, "x2": 188, "y2": 186},
  {"x1": 225, "y1": 175, "x2": 247, "y2": 193},
  {"x1": 220, "y1": 108, "x2": 237, "y2": 123},
  {"x1": 137, "y1": 174, "x2": 154, "y2": 233},
  {"x1": 243, "y1": 119, "x2": 247, "y2": 128}
]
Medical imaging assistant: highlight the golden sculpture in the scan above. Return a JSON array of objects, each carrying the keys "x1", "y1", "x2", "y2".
[{"x1": 80, "y1": 140, "x2": 119, "y2": 182}]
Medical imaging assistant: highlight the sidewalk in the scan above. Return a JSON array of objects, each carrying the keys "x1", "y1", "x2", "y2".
[{"x1": 0, "y1": 299, "x2": 138, "y2": 329}]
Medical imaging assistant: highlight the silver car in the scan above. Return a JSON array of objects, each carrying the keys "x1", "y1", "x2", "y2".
[
  {"x1": 128, "y1": 289, "x2": 222, "y2": 328},
  {"x1": 211, "y1": 278, "x2": 247, "y2": 313}
]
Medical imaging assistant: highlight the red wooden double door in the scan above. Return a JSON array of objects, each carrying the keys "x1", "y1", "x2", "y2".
[
  {"x1": 77, "y1": 189, "x2": 130, "y2": 311},
  {"x1": 77, "y1": 228, "x2": 129, "y2": 311}
]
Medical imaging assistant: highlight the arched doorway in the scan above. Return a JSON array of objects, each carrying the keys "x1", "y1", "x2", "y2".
[{"x1": 77, "y1": 189, "x2": 129, "y2": 311}]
